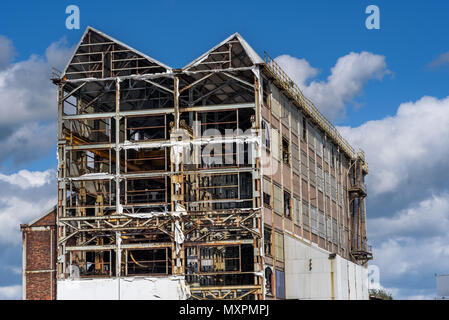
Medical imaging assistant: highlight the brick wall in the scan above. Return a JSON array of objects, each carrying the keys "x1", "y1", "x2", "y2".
[{"x1": 21, "y1": 208, "x2": 57, "y2": 300}]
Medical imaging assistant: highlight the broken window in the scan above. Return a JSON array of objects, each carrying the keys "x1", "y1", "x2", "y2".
[
  {"x1": 264, "y1": 226, "x2": 272, "y2": 256},
  {"x1": 262, "y1": 119, "x2": 270, "y2": 150},
  {"x1": 262, "y1": 78, "x2": 269, "y2": 106},
  {"x1": 263, "y1": 178, "x2": 271, "y2": 207},
  {"x1": 302, "y1": 117, "x2": 307, "y2": 141},
  {"x1": 316, "y1": 132, "x2": 323, "y2": 157},
  {"x1": 283, "y1": 191, "x2": 291, "y2": 219},
  {"x1": 282, "y1": 137, "x2": 290, "y2": 165},
  {"x1": 265, "y1": 267, "x2": 274, "y2": 296}
]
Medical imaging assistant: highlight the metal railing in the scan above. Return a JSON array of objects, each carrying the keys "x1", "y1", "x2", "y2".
[{"x1": 264, "y1": 52, "x2": 357, "y2": 160}]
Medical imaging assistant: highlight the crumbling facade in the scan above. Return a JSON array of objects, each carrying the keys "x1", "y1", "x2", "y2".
[{"x1": 22, "y1": 27, "x2": 372, "y2": 300}]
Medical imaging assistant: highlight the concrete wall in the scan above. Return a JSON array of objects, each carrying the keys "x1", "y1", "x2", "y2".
[
  {"x1": 284, "y1": 235, "x2": 368, "y2": 300},
  {"x1": 57, "y1": 276, "x2": 190, "y2": 300}
]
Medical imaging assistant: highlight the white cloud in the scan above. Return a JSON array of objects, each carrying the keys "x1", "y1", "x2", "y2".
[
  {"x1": 336, "y1": 94, "x2": 449, "y2": 299},
  {"x1": 369, "y1": 194, "x2": 449, "y2": 239},
  {"x1": 0, "y1": 285, "x2": 21, "y2": 300},
  {"x1": 0, "y1": 122, "x2": 56, "y2": 164},
  {"x1": 0, "y1": 36, "x2": 72, "y2": 165},
  {"x1": 275, "y1": 52, "x2": 389, "y2": 120},
  {"x1": 338, "y1": 95, "x2": 449, "y2": 196},
  {"x1": 0, "y1": 169, "x2": 54, "y2": 189},
  {"x1": 0, "y1": 169, "x2": 56, "y2": 245},
  {"x1": 428, "y1": 52, "x2": 449, "y2": 68},
  {"x1": 0, "y1": 35, "x2": 15, "y2": 70}
]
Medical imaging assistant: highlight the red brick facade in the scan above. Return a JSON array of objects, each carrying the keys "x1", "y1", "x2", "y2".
[{"x1": 21, "y1": 207, "x2": 57, "y2": 300}]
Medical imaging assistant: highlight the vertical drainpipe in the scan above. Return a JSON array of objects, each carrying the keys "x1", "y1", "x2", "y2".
[
  {"x1": 22, "y1": 231, "x2": 26, "y2": 300},
  {"x1": 254, "y1": 66, "x2": 264, "y2": 300},
  {"x1": 115, "y1": 78, "x2": 122, "y2": 299},
  {"x1": 330, "y1": 257, "x2": 335, "y2": 300}
]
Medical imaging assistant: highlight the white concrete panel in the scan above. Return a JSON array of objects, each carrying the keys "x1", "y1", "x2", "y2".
[
  {"x1": 57, "y1": 278, "x2": 119, "y2": 300},
  {"x1": 57, "y1": 276, "x2": 189, "y2": 300},
  {"x1": 284, "y1": 234, "x2": 369, "y2": 300}
]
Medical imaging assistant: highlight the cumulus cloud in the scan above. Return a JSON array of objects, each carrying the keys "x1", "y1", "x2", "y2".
[
  {"x1": 337, "y1": 94, "x2": 449, "y2": 299},
  {"x1": 275, "y1": 52, "x2": 389, "y2": 120},
  {"x1": 369, "y1": 194, "x2": 449, "y2": 239},
  {"x1": 0, "y1": 35, "x2": 15, "y2": 70},
  {"x1": 338, "y1": 95, "x2": 449, "y2": 198},
  {"x1": 0, "y1": 169, "x2": 54, "y2": 189},
  {"x1": 0, "y1": 36, "x2": 73, "y2": 165},
  {"x1": 0, "y1": 285, "x2": 21, "y2": 300},
  {"x1": 0, "y1": 169, "x2": 56, "y2": 245}
]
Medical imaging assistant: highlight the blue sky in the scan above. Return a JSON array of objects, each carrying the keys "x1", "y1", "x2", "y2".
[{"x1": 0, "y1": 0, "x2": 449, "y2": 299}]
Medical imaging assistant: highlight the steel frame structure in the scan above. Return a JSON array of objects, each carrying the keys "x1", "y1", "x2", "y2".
[{"x1": 53, "y1": 27, "x2": 371, "y2": 300}]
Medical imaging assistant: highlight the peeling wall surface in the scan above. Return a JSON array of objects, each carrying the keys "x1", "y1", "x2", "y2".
[
  {"x1": 57, "y1": 276, "x2": 189, "y2": 300},
  {"x1": 284, "y1": 235, "x2": 368, "y2": 300}
]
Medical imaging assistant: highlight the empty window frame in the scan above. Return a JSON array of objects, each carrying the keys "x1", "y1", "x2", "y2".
[
  {"x1": 125, "y1": 177, "x2": 167, "y2": 205},
  {"x1": 68, "y1": 148, "x2": 113, "y2": 177},
  {"x1": 127, "y1": 248, "x2": 171, "y2": 275},
  {"x1": 68, "y1": 250, "x2": 114, "y2": 278},
  {"x1": 125, "y1": 115, "x2": 167, "y2": 142}
]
